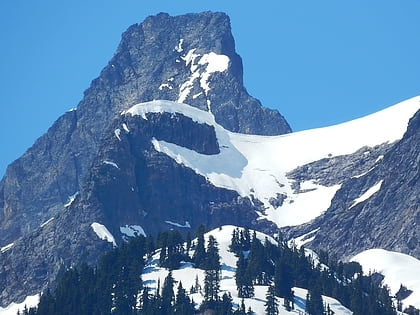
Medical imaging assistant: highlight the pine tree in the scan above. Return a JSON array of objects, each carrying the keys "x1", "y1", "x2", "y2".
[{"x1": 265, "y1": 285, "x2": 278, "y2": 315}]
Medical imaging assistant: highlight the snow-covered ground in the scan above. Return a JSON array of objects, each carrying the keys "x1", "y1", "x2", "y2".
[
  {"x1": 125, "y1": 96, "x2": 419, "y2": 228},
  {"x1": 0, "y1": 294, "x2": 40, "y2": 315},
  {"x1": 351, "y1": 249, "x2": 420, "y2": 309},
  {"x1": 143, "y1": 225, "x2": 352, "y2": 314}
]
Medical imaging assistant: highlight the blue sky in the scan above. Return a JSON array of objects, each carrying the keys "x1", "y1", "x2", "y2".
[{"x1": 1, "y1": 1, "x2": 419, "y2": 176}]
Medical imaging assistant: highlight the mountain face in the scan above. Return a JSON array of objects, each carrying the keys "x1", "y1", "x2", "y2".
[
  {"x1": 0, "y1": 12, "x2": 290, "y2": 306},
  {"x1": 0, "y1": 11, "x2": 419, "y2": 310},
  {"x1": 0, "y1": 11, "x2": 290, "y2": 248},
  {"x1": 284, "y1": 108, "x2": 420, "y2": 260}
]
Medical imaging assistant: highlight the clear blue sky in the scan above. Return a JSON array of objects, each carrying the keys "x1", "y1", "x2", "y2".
[{"x1": 1, "y1": 1, "x2": 419, "y2": 177}]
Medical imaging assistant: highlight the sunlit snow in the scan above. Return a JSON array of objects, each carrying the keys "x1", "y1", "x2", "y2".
[
  {"x1": 120, "y1": 225, "x2": 146, "y2": 238},
  {"x1": 143, "y1": 225, "x2": 351, "y2": 314},
  {"x1": 114, "y1": 128, "x2": 122, "y2": 141},
  {"x1": 125, "y1": 96, "x2": 419, "y2": 228},
  {"x1": 64, "y1": 192, "x2": 79, "y2": 208},
  {"x1": 122, "y1": 123, "x2": 130, "y2": 133},
  {"x1": 103, "y1": 160, "x2": 119, "y2": 169},
  {"x1": 0, "y1": 294, "x2": 40, "y2": 315},
  {"x1": 352, "y1": 249, "x2": 420, "y2": 309},
  {"x1": 177, "y1": 49, "x2": 229, "y2": 105},
  {"x1": 40, "y1": 217, "x2": 55, "y2": 228},
  {"x1": 91, "y1": 222, "x2": 117, "y2": 247},
  {"x1": 349, "y1": 180, "x2": 383, "y2": 209},
  {"x1": 0, "y1": 242, "x2": 14, "y2": 253},
  {"x1": 175, "y1": 38, "x2": 184, "y2": 53},
  {"x1": 165, "y1": 220, "x2": 191, "y2": 228}
]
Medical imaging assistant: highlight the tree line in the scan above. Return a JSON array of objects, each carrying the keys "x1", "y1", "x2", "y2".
[{"x1": 18, "y1": 225, "x2": 417, "y2": 315}]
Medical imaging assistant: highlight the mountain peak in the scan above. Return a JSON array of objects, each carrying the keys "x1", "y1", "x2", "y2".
[{"x1": 84, "y1": 11, "x2": 291, "y2": 135}]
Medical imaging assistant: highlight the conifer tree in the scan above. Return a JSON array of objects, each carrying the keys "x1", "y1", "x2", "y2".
[
  {"x1": 306, "y1": 285, "x2": 324, "y2": 315},
  {"x1": 204, "y1": 269, "x2": 220, "y2": 305},
  {"x1": 161, "y1": 272, "x2": 175, "y2": 315},
  {"x1": 174, "y1": 281, "x2": 195, "y2": 315},
  {"x1": 233, "y1": 299, "x2": 247, "y2": 315},
  {"x1": 235, "y1": 251, "x2": 254, "y2": 298},
  {"x1": 217, "y1": 292, "x2": 233, "y2": 315},
  {"x1": 205, "y1": 235, "x2": 221, "y2": 270},
  {"x1": 192, "y1": 225, "x2": 206, "y2": 268},
  {"x1": 274, "y1": 259, "x2": 294, "y2": 310},
  {"x1": 265, "y1": 285, "x2": 278, "y2": 315}
]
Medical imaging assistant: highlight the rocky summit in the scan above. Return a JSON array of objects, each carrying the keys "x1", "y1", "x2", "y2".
[
  {"x1": 0, "y1": 11, "x2": 419, "y2": 311},
  {"x1": 0, "y1": 12, "x2": 290, "y2": 306}
]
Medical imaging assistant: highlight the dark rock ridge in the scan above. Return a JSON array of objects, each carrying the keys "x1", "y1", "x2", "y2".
[
  {"x1": 0, "y1": 12, "x2": 290, "y2": 249},
  {"x1": 284, "y1": 109, "x2": 420, "y2": 261},
  {"x1": 0, "y1": 110, "x2": 276, "y2": 306}
]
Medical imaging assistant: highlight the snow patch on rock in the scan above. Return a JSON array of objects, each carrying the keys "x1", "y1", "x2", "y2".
[
  {"x1": 64, "y1": 192, "x2": 79, "y2": 208},
  {"x1": 349, "y1": 180, "x2": 383, "y2": 209},
  {"x1": 91, "y1": 222, "x2": 117, "y2": 247},
  {"x1": 165, "y1": 220, "x2": 191, "y2": 228},
  {"x1": 120, "y1": 225, "x2": 146, "y2": 238}
]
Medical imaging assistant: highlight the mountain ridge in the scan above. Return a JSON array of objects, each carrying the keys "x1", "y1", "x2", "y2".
[{"x1": 0, "y1": 11, "x2": 419, "y2": 311}]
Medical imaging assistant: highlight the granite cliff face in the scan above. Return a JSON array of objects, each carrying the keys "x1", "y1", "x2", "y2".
[{"x1": 0, "y1": 12, "x2": 289, "y2": 306}]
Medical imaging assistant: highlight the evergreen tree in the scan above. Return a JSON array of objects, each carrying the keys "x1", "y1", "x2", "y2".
[
  {"x1": 274, "y1": 259, "x2": 294, "y2": 310},
  {"x1": 203, "y1": 234, "x2": 221, "y2": 308},
  {"x1": 229, "y1": 228, "x2": 242, "y2": 254},
  {"x1": 161, "y1": 272, "x2": 175, "y2": 315},
  {"x1": 306, "y1": 285, "x2": 324, "y2": 315},
  {"x1": 217, "y1": 292, "x2": 233, "y2": 315},
  {"x1": 240, "y1": 227, "x2": 251, "y2": 251},
  {"x1": 265, "y1": 285, "x2": 278, "y2": 315},
  {"x1": 139, "y1": 287, "x2": 153, "y2": 315},
  {"x1": 190, "y1": 274, "x2": 201, "y2": 294},
  {"x1": 204, "y1": 269, "x2": 220, "y2": 305},
  {"x1": 235, "y1": 251, "x2": 254, "y2": 298},
  {"x1": 192, "y1": 225, "x2": 206, "y2": 268},
  {"x1": 205, "y1": 235, "x2": 221, "y2": 270},
  {"x1": 174, "y1": 282, "x2": 195, "y2": 315},
  {"x1": 247, "y1": 233, "x2": 269, "y2": 285},
  {"x1": 233, "y1": 299, "x2": 247, "y2": 315}
]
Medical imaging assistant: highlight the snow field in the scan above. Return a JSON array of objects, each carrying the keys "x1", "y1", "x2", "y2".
[
  {"x1": 125, "y1": 96, "x2": 419, "y2": 228},
  {"x1": 0, "y1": 294, "x2": 40, "y2": 315},
  {"x1": 351, "y1": 249, "x2": 420, "y2": 309},
  {"x1": 142, "y1": 225, "x2": 351, "y2": 314}
]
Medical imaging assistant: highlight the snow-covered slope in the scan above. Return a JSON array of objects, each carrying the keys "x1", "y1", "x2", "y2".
[
  {"x1": 0, "y1": 294, "x2": 39, "y2": 315},
  {"x1": 126, "y1": 96, "x2": 420, "y2": 228},
  {"x1": 351, "y1": 249, "x2": 420, "y2": 309},
  {"x1": 142, "y1": 225, "x2": 352, "y2": 314}
]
